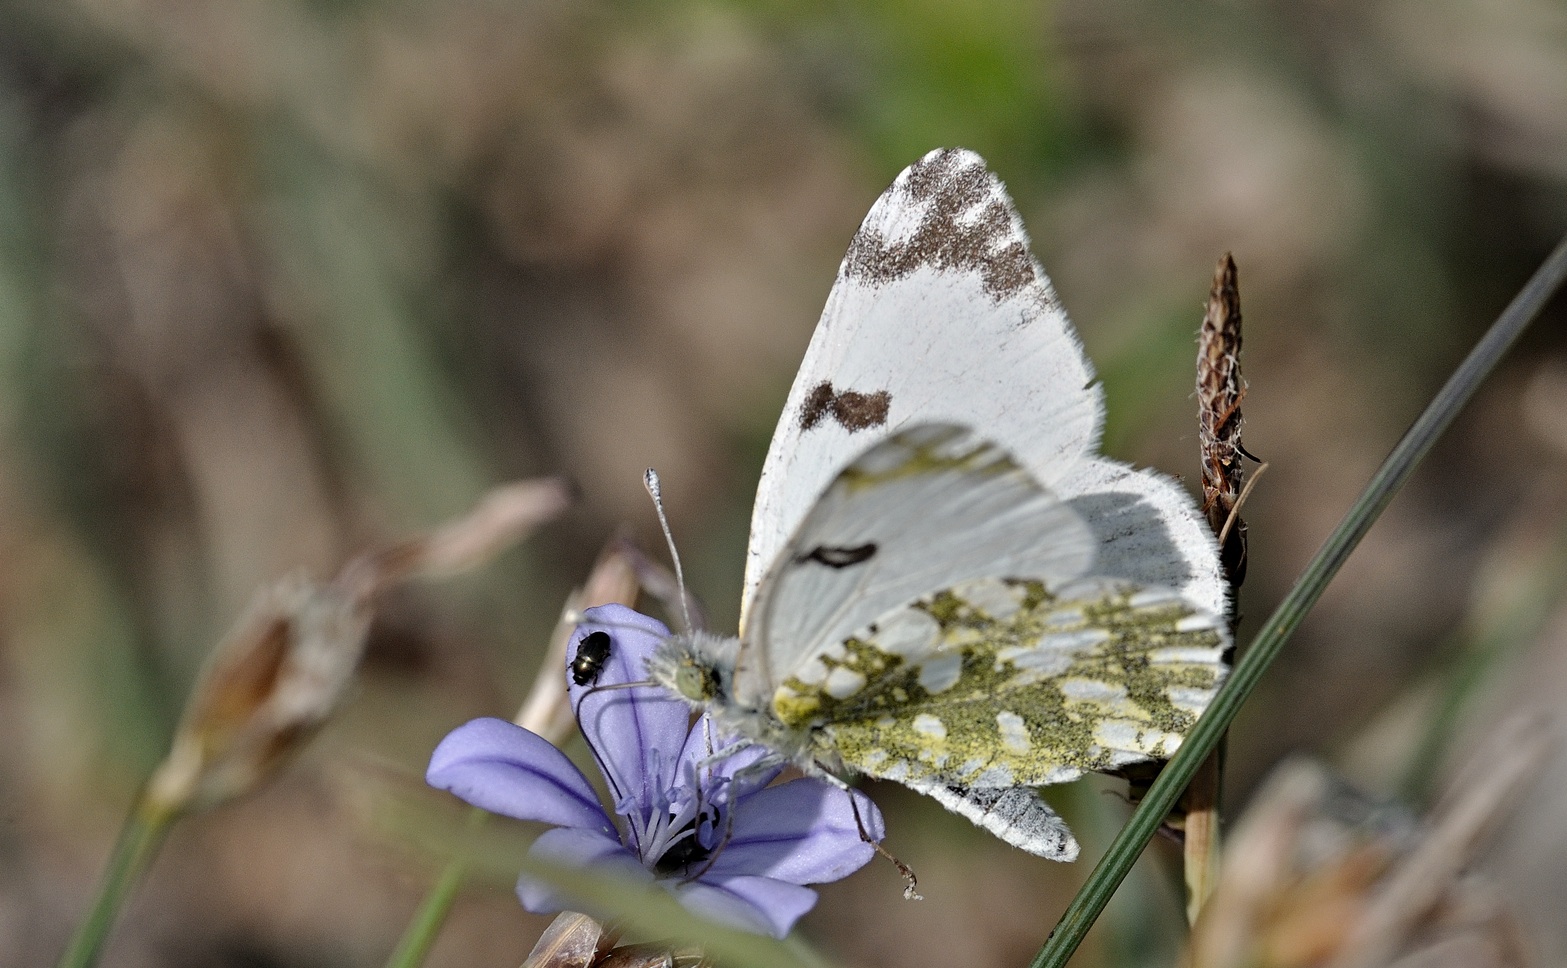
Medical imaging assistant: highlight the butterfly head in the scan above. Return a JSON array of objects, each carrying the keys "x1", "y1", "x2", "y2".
[{"x1": 647, "y1": 631, "x2": 740, "y2": 708}]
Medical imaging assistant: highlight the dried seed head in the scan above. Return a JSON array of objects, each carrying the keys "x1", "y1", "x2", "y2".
[
  {"x1": 146, "y1": 477, "x2": 572, "y2": 812},
  {"x1": 1197, "y1": 253, "x2": 1249, "y2": 591},
  {"x1": 522, "y1": 912, "x2": 613, "y2": 968},
  {"x1": 148, "y1": 575, "x2": 370, "y2": 812},
  {"x1": 345, "y1": 477, "x2": 575, "y2": 600}
]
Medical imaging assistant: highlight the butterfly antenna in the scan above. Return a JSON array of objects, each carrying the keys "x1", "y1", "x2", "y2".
[{"x1": 644, "y1": 468, "x2": 694, "y2": 634}]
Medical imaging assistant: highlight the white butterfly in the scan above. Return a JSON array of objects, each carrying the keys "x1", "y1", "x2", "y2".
[{"x1": 649, "y1": 148, "x2": 1229, "y2": 861}]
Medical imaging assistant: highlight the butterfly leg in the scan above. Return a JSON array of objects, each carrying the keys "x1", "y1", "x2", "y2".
[
  {"x1": 833, "y1": 780, "x2": 921, "y2": 901},
  {"x1": 692, "y1": 727, "x2": 787, "y2": 801},
  {"x1": 696, "y1": 738, "x2": 755, "y2": 766}
]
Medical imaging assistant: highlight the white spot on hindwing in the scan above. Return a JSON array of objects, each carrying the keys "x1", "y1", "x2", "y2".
[
  {"x1": 1060, "y1": 678, "x2": 1128, "y2": 704},
  {"x1": 824, "y1": 666, "x2": 867, "y2": 699},
  {"x1": 995, "y1": 645, "x2": 1072, "y2": 676},
  {"x1": 912, "y1": 714, "x2": 947, "y2": 740},
  {"x1": 1167, "y1": 686, "x2": 1217, "y2": 713},
  {"x1": 952, "y1": 577, "x2": 1023, "y2": 619},
  {"x1": 1150, "y1": 645, "x2": 1225, "y2": 664},
  {"x1": 794, "y1": 658, "x2": 829, "y2": 686},
  {"x1": 916, "y1": 653, "x2": 963, "y2": 694},
  {"x1": 1043, "y1": 607, "x2": 1086, "y2": 628},
  {"x1": 1095, "y1": 719, "x2": 1180, "y2": 757},
  {"x1": 1038, "y1": 628, "x2": 1111, "y2": 652},
  {"x1": 1177, "y1": 613, "x2": 1220, "y2": 633},
  {"x1": 996, "y1": 711, "x2": 1030, "y2": 754}
]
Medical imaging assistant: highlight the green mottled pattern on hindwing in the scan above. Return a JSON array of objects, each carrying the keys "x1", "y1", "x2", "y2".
[{"x1": 771, "y1": 578, "x2": 1224, "y2": 786}]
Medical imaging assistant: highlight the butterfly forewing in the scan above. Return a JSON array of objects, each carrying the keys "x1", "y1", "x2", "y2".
[
  {"x1": 743, "y1": 149, "x2": 1102, "y2": 628},
  {"x1": 1055, "y1": 458, "x2": 1230, "y2": 616}
]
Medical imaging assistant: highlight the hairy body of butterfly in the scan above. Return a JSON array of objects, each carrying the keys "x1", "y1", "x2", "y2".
[{"x1": 647, "y1": 149, "x2": 1230, "y2": 861}]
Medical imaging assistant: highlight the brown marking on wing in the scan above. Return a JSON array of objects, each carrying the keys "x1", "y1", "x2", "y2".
[
  {"x1": 843, "y1": 149, "x2": 1048, "y2": 305},
  {"x1": 798, "y1": 381, "x2": 891, "y2": 432}
]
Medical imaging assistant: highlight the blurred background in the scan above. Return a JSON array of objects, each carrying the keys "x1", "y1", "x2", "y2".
[{"x1": 3, "y1": 0, "x2": 1567, "y2": 965}]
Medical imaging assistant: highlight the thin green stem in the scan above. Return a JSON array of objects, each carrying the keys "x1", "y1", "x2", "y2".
[
  {"x1": 1031, "y1": 233, "x2": 1567, "y2": 968},
  {"x1": 56, "y1": 793, "x2": 180, "y2": 968},
  {"x1": 384, "y1": 807, "x2": 489, "y2": 968}
]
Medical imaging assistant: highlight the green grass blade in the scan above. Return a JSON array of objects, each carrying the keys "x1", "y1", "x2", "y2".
[
  {"x1": 55, "y1": 793, "x2": 179, "y2": 968},
  {"x1": 382, "y1": 806, "x2": 489, "y2": 968},
  {"x1": 1030, "y1": 233, "x2": 1567, "y2": 968}
]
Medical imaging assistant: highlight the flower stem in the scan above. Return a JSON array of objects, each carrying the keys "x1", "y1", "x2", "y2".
[
  {"x1": 56, "y1": 792, "x2": 180, "y2": 968},
  {"x1": 384, "y1": 807, "x2": 488, "y2": 968}
]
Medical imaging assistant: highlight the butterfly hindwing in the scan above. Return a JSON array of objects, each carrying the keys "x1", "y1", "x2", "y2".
[
  {"x1": 903, "y1": 781, "x2": 1080, "y2": 861},
  {"x1": 742, "y1": 422, "x2": 1225, "y2": 860},
  {"x1": 770, "y1": 577, "x2": 1226, "y2": 788}
]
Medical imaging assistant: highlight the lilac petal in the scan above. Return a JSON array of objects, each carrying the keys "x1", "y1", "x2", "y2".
[
  {"x1": 427, "y1": 717, "x2": 613, "y2": 835},
  {"x1": 676, "y1": 716, "x2": 783, "y2": 796},
  {"x1": 704, "y1": 780, "x2": 881, "y2": 884},
  {"x1": 569, "y1": 606, "x2": 691, "y2": 818},
  {"x1": 672, "y1": 875, "x2": 818, "y2": 939},
  {"x1": 517, "y1": 826, "x2": 651, "y2": 914}
]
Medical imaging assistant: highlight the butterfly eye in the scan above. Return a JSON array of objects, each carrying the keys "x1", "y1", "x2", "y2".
[{"x1": 673, "y1": 661, "x2": 720, "y2": 703}]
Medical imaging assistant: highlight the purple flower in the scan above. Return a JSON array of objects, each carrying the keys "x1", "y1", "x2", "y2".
[{"x1": 426, "y1": 604, "x2": 883, "y2": 938}]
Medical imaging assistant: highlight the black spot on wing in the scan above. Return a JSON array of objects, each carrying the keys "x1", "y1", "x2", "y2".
[
  {"x1": 798, "y1": 381, "x2": 891, "y2": 432},
  {"x1": 842, "y1": 149, "x2": 1048, "y2": 305},
  {"x1": 794, "y1": 543, "x2": 878, "y2": 568}
]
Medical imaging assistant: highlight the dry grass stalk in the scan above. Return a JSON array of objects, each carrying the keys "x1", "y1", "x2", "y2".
[
  {"x1": 1184, "y1": 253, "x2": 1251, "y2": 923},
  {"x1": 1186, "y1": 718, "x2": 1551, "y2": 968},
  {"x1": 514, "y1": 537, "x2": 643, "y2": 741},
  {"x1": 1327, "y1": 717, "x2": 1552, "y2": 968}
]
